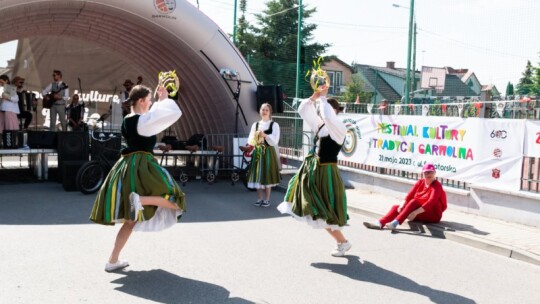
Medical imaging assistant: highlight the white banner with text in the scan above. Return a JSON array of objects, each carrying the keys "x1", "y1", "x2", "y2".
[{"x1": 338, "y1": 114, "x2": 524, "y2": 191}]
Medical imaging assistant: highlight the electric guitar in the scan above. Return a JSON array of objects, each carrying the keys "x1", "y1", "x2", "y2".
[{"x1": 43, "y1": 83, "x2": 68, "y2": 109}]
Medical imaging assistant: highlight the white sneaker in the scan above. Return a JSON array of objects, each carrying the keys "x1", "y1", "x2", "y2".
[
  {"x1": 331, "y1": 241, "x2": 352, "y2": 257},
  {"x1": 385, "y1": 221, "x2": 398, "y2": 230},
  {"x1": 129, "y1": 192, "x2": 144, "y2": 219},
  {"x1": 105, "y1": 260, "x2": 129, "y2": 272},
  {"x1": 363, "y1": 221, "x2": 382, "y2": 230}
]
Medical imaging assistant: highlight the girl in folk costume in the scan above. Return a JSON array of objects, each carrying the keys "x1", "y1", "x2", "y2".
[
  {"x1": 277, "y1": 85, "x2": 352, "y2": 257},
  {"x1": 246, "y1": 103, "x2": 281, "y2": 207},
  {"x1": 90, "y1": 85, "x2": 185, "y2": 272}
]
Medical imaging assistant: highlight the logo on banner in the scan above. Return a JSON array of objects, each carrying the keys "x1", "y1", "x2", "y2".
[
  {"x1": 490, "y1": 130, "x2": 507, "y2": 140},
  {"x1": 492, "y1": 168, "x2": 501, "y2": 179},
  {"x1": 492, "y1": 148, "x2": 502, "y2": 158},
  {"x1": 342, "y1": 118, "x2": 361, "y2": 157},
  {"x1": 154, "y1": 0, "x2": 176, "y2": 14}
]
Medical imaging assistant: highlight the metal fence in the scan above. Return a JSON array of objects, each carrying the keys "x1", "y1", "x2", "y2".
[
  {"x1": 522, "y1": 157, "x2": 540, "y2": 193},
  {"x1": 272, "y1": 98, "x2": 540, "y2": 192},
  {"x1": 342, "y1": 100, "x2": 540, "y2": 119}
]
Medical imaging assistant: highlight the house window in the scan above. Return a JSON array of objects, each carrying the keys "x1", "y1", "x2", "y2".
[
  {"x1": 336, "y1": 72, "x2": 343, "y2": 94},
  {"x1": 327, "y1": 71, "x2": 335, "y2": 95},
  {"x1": 326, "y1": 71, "x2": 343, "y2": 95}
]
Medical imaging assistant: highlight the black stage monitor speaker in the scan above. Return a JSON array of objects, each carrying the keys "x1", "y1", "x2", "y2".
[
  {"x1": 57, "y1": 131, "x2": 89, "y2": 161},
  {"x1": 27, "y1": 131, "x2": 57, "y2": 149},
  {"x1": 62, "y1": 160, "x2": 86, "y2": 191},
  {"x1": 257, "y1": 84, "x2": 277, "y2": 112}
]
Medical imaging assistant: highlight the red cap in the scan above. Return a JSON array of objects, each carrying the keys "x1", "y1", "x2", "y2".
[{"x1": 422, "y1": 163, "x2": 436, "y2": 172}]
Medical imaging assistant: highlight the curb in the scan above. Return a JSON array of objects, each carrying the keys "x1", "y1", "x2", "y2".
[{"x1": 349, "y1": 205, "x2": 540, "y2": 267}]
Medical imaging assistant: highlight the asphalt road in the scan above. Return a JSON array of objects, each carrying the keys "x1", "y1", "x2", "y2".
[{"x1": 1, "y1": 181, "x2": 539, "y2": 304}]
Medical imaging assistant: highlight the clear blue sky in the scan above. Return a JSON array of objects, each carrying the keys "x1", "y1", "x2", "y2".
[
  {"x1": 187, "y1": 0, "x2": 540, "y2": 93},
  {"x1": 1, "y1": 0, "x2": 538, "y2": 94}
]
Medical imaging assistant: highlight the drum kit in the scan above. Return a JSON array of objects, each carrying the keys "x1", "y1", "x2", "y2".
[{"x1": 85, "y1": 112, "x2": 110, "y2": 131}]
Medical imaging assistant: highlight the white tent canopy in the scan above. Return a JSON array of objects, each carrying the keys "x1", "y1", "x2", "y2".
[{"x1": 0, "y1": 0, "x2": 258, "y2": 137}]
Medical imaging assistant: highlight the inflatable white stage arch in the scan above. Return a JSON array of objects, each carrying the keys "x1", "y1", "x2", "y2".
[{"x1": 0, "y1": 0, "x2": 259, "y2": 136}]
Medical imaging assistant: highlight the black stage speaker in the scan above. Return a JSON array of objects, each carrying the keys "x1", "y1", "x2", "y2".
[
  {"x1": 62, "y1": 160, "x2": 86, "y2": 191},
  {"x1": 257, "y1": 84, "x2": 277, "y2": 112},
  {"x1": 91, "y1": 132, "x2": 121, "y2": 162},
  {"x1": 57, "y1": 132, "x2": 89, "y2": 161},
  {"x1": 275, "y1": 85, "x2": 284, "y2": 113},
  {"x1": 2, "y1": 130, "x2": 25, "y2": 149},
  {"x1": 57, "y1": 132, "x2": 89, "y2": 182},
  {"x1": 27, "y1": 131, "x2": 57, "y2": 149}
]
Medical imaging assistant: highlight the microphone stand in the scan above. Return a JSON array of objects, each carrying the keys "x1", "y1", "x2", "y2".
[
  {"x1": 33, "y1": 92, "x2": 38, "y2": 131},
  {"x1": 110, "y1": 86, "x2": 117, "y2": 133},
  {"x1": 233, "y1": 77, "x2": 242, "y2": 136},
  {"x1": 78, "y1": 77, "x2": 83, "y2": 120},
  {"x1": 222, "y1": 72, "x2": 246, "y2": 136}
]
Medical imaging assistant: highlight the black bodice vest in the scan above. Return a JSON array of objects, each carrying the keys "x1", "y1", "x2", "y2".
[
  {"x1": 121, "y1": 115, "x2": 157, "y2": 155},
  {"x1": 313, "y1": 124, "x2": 343, "y2": 163},
  {"x1": 318, "y1": 136, "x2": 342, "y2": 163},
  {"x1": 256, "y1": 121, "x2": 274, "y2": 146}
]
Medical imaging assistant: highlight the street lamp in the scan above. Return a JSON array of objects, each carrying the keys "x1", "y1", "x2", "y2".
[{"x1": 393, "y1": 1, "x2": 415, "y2": 104}]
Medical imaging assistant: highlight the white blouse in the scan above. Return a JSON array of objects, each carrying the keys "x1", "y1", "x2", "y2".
[
  {"x1": 298, "y1": 95, "x2": 346, "y2": 145},
  {"x1": 0, "y1": 84, "x2": 20, "y2": 114},
  {"x1": 248, "y1": 119, "x2": 280, "y2": 147},
  {"x1": 134, "y1": 98, "x2": 182, "y2": 137}
]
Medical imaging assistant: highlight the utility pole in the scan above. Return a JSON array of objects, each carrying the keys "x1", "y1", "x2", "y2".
[
  {"x1": 412, "y1": 21, "x2": 417, "y2": 96},
  {"x1": 295, "y1": 0, "x2": 303, "y2": 98},
  {"x1": 405, "y1": 0, "x2": 415, "y2": 104},
  {"x1": 233, "y1": 0, "x2": 238, "y2": 45}
]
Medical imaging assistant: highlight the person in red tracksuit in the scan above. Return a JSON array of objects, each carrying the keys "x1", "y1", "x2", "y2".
[{"x1": 363, "y1": 163, "x2": 447, "y2": 230}]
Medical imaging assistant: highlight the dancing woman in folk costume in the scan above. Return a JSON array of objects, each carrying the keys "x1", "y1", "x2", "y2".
[
  {"x1": 246, "y1": 103, "x2": 281, "y2": 207},
  {"x1": 90, "y1": 85, "x2": 185, "y2": 272},
  {"x1": 277, "y1": 85, "x2": 352, "y2": 257}
]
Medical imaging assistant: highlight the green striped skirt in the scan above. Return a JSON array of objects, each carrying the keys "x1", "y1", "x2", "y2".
[
  {"x1": 90, "y1": 151, "x2": 185, "y2": 231},
  {"x1": 247, "y1": 145, "x2": 281, "y2": 189},
  {"x1": 277, "y1": 154, "x2": 348, "y2": 230}
]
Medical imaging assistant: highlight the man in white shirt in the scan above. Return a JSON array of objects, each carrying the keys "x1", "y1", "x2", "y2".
[{"x1": 42, "y1": 70, "x2": 69, "y2": 131}]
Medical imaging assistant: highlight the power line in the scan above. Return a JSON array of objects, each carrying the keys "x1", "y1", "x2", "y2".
[{"x1": 419, "y1": 28, "x2": 531, "y2": 59}]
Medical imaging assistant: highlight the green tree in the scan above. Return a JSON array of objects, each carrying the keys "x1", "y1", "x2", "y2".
[
  {"x1": 534, "y1": 53, "x2": 540, "y2": 96},
  {"x1": 236, "y1": 0, "x2": 257, "y2": 59},
  {"x1": 239, "y1": 0, "x2": 329, "y2": 98},
  {"x1": 516, "y1": 60, "x2": 534, "y2": 95},
  {"x1": 253, "y1": 0, "x2": 328, "y2": 61},
  {"x1": 341, "y1": 74, "x2": 372, "y2": 103},
  {"x1": 505, "y1": 81, "x2": 514, "y2": 97}
]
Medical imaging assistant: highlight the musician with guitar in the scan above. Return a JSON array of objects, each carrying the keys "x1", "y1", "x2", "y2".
[{"x1": 42, "y1": 70, "x2": 69, "y2": 131}]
